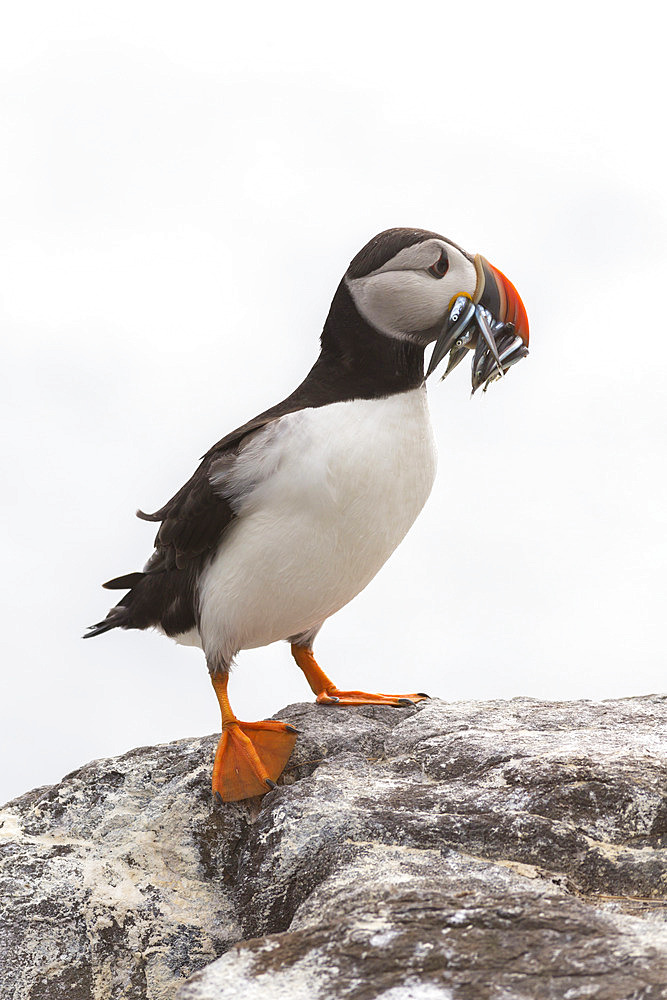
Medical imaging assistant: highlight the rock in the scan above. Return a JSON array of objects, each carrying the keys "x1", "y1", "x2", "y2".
[
  {"x1": 0, "y1": 734, "x2": 243, "y2": 1000},
  {"x1": 1, "y1": 696, "x2": 666, "y2": 999}
]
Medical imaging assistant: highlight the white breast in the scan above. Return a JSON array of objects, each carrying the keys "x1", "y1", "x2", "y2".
[{"x1": 194, "y1": 387, "x2": 437, "y2": 665}]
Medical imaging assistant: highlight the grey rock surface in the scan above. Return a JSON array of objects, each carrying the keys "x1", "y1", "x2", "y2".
[{"x1": 1, "y1": 696, "x2": 666, "y2": 1000}]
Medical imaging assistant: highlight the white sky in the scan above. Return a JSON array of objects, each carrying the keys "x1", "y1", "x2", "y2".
[{"x1": 1, "y1": 0, "x2": 665, "y2": 804}]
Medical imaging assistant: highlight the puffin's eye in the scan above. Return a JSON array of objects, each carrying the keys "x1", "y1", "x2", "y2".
[{"x1": 428, "y1": 250, "x2": 449, "y2": 279}]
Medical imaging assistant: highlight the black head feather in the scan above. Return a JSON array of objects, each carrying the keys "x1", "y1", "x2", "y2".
[{"x1": 346, "y1": 228, "x2": 445, "y2": 279}]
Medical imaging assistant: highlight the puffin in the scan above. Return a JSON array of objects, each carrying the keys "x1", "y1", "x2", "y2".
[{"x1": 85, "y1": 228, "x2": 529, "y2": 802}]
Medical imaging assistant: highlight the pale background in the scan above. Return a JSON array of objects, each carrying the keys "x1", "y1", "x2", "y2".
[{"x1": 2, "y1": 1, "x2": 665, "y2": 805}]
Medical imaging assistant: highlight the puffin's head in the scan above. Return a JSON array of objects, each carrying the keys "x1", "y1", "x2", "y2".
[{"x1": 345, "y1": 228, "x2": 529, "y2": 392}]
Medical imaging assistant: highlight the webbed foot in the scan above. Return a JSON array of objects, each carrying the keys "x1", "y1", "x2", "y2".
[{"x1": 212, "y1": 719, "x2": 298, "y2": 802}]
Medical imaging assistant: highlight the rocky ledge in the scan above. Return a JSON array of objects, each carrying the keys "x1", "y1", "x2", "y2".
[{"x1": 1, "y1": 695, "x2": 666, "y2": 1000}]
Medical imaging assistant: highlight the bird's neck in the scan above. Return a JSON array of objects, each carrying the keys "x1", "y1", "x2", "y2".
[{"x1": 310, "y1": 280, "x2": 425, "y2": 399}]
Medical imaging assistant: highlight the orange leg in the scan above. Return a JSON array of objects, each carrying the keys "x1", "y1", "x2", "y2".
[
  {"x1": 210, "y1": 673, "x2": 298, "y2": 802},
  {"x1": 291, "y1": 645, "x2": 429, "y2": 707}
]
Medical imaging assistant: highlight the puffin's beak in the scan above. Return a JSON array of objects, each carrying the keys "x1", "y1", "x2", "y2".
[{"x1": 426, "y1": 255, "x2": 529, "y2": 392}]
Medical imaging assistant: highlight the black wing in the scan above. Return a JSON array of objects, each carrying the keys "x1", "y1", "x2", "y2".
[
  {"x1": 83, "y1": 454, "x2": 234, "y2": 638},
  {"x1": 83, "y1": 370, "x2": 334, "y2": 640}
]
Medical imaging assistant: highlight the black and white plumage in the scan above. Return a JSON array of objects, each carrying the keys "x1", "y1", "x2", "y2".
[{"x1": 86, "y1": 227, "x2": 528, "y2": 801}]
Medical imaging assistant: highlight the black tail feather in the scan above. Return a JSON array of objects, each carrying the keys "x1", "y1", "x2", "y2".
[
  {"x1": 103, "y1": 572, "x2": 145, "y2": 590},
  {"x1": 86, "y1": 558, "x2": 199, "y2": 641},
  {"x1": 84, "y1": 582, "x2": 137, "y2": 638},
  {"x1": 83, "y1": 604, "x2": 129, "y2": 638},
  {"x1": 83, "y1": 619, "x2": 118, "y2": 638}
]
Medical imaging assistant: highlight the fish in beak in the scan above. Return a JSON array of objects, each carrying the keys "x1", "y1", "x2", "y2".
[{"x1": 426, "y1": 255, "x2": 529, "y2": 392}]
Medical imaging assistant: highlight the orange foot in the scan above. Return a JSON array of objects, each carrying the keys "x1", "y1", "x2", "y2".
[
  {"x1": 212, "y1": 719, "x2": 298, "y2": 802},
  {"x1": 315, "y1": 689, "x2": 429, "y2": 707},
  {"x1": 290, "y1": 644, "x2": 429, "y2": 708},
  {"x1": 210, "y1": 671, "x2": 298, "y2": 802}
]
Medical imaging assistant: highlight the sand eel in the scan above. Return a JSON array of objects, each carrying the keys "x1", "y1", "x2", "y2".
[{"x1": 85, "y1": 228, "x2": 529, "y2": 802}]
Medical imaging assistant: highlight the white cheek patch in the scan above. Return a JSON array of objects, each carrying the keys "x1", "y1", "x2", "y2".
[
  {"x1": 348, "y1": 271, "x2": 438, "y2": 339},
  {"x1": 347, "y1": 246, "x2": 477, "y2": 341}
]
